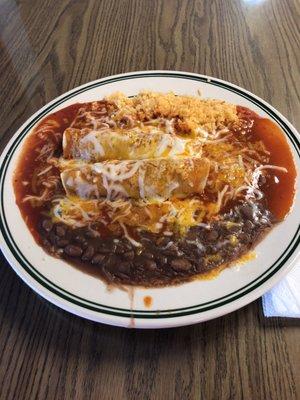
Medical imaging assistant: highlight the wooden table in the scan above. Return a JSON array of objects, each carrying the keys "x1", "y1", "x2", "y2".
[{"x1": 0, "y1": 1, "x2": 299, "y2": 399}]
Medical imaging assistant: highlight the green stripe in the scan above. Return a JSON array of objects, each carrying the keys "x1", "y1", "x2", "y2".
[
  {"x1": 1, "y1": 213, "x2": 299, "y2": 318},
  {"x1": 0, "y1": 71, "x2": 299, "y2": 319}
]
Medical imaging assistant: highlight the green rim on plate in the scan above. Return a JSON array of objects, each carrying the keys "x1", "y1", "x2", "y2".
[{"x1": 0, "y1": 72, "x2": 299, "y2": 319}]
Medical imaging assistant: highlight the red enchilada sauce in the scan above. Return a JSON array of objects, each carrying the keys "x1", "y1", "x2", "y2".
[
  {"x1": 237, "y1": 106, "x2": 296, "y2": 220},
  {"x1": 13, "y1": 103, "x2": 297, "y2": 286},
  {"x1": 14, "y1": 104, "x2": 82, "y2": 243}
]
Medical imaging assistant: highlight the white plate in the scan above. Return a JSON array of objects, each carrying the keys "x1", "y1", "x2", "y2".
[{"x1": 0, "y1": 71, "x2": 299, "y2": 328}]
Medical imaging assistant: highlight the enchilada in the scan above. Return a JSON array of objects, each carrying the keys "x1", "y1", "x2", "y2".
[
  {"x1": 13, "y1": 91, "x2": 296, "y2": 287},
  {"x1": 60, "y1": 157, "x2": 211, "y2": 200},
  {"x1": 63, "y1": 128, "x2": 203, "y2": 162}
]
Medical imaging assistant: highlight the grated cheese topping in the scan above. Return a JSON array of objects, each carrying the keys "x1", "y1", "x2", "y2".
[{"x1": 106, "y1": 91, "x2": 240, "y2": 133}]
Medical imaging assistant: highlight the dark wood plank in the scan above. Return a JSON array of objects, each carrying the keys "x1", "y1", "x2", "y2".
[{"x1": 0, "y1": 0, "x2": 299, "y2": 399}]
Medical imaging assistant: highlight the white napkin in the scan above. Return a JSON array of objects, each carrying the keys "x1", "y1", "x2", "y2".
[{"x1": 262, "y1": 265, "x2": 300, "y2": 317}]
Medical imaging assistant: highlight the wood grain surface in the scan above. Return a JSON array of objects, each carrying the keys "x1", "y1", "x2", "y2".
[{"x1": 0, "y1": 0, "x2": 299, "y2": 399}]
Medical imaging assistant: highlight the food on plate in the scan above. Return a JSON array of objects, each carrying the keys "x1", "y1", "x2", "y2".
[
  {"x1": 60, "y1": 158, "x2": 210, "y2": 200},
  {"x1": 63, "y1": 128, "x2": 203, "y2": 161},
  {"x1": 13, "y1": 91, "x2": 296, "y2": 286}
]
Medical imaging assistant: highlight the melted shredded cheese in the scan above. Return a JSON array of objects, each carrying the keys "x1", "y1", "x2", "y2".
[
  {"x1": 38, "y1": 91, "x2": 290, "y2": 239},
  {"x1": 92, "y1": 160, "x2": 142, "y2": 181},
  {"x1": 80, "y1": 131, "x2": 105, "y2": 158},
  {"x1": 119, "y1": 222, "x2": 142, "y2": 247}
]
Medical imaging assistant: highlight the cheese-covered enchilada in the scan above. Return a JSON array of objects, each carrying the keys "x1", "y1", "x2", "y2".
[
  {"x1": 60, "y1": 157, "x2": 210, "y2": 200},
  {"x1": 13, "y1": 92, "x2": 296, "y2": 287},
  {"x1": 63, "y1": 128, "x2": 203, "y2": 162}
]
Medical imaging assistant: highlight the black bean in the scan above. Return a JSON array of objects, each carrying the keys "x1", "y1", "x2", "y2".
[
  {"x1": 110, "y1": 243, "x2": 118, "y2": 253},
  {"x1": 105, "y1": 254, "x2": 119, "y2": 269},
  {"x1": 244, "y1": 220, "x2": 254, "y2": 231},
  {"x1": 156, "y1": 255, "x2": 168, "y2": 266},
  {"x1": 193, "y1": 247, "x2": 204, "y2": 257},
  {"x1": 181, "y1": 241, "x2": 203, "y2": 255},
  {"x1": 56, "y1": 239, "x2": 69, "y2": 247},
  {"x1": 194, "y1": 259, "x2": 205, "y2": 272},
  {"x1": 98, "y1": 246, "x2": 112, "y2": 254},
  {"x1": 101, "y1": 268, "x2": 114, "y2": 281},
  {"x1": 81, "y1": 241, "x2": 89, "y2": 250},
  {"x1": 118, "y1": 262, "x2": 131, "y2": 274},
  {"x1": 135, "y1": 247, "x2": 143, "y2": 256},
  {"x1": 82, "y1": 246, "x2": 95, "y2": 261},
  {"x1": 42, "y1": 238, "x2": 51, "y2": 248},
  {"x1": 207, "y1": 245, "x2": 218, "y2": 253},
  {"x1": 143, "y1": 252, "x2": 154, "y2": 259},
  {"x1": 186, "y1": 230, "x2": 198, "y2": 240},
  {"x1": 164, "y1": 243, "x2": 178, "y2": 255},
  {"x1": 49, "y1": 232, "x2": 58, "y2": 245},
  {"x1": 123, "y1": 242, "x2": 133, "y2": 251},
  {"x1": 178, "y1": 242, "x2": 189, "y2": 252},
  {"x1": 123, "y1": 250, "x2": 135, "y2": 261},
  {"x1": 171, "y1": 258, "x2": 192, "y2": 271},
  {"x1": 56, "y1": 225, "x2": 66, "y2": 237},
  {"x1": 115, "y1": 272, "x2": 130, "y2": 280},
  {"x1": 239, "y1": 233, "x2": 251, "y2": 244},
  {"x1": 133, "y1": 256, "x2": 144, "y2": 267},
  {"x1": 64, "y1": 245, "x2": 83, "y2": 257},
  {"x1": 91, "y1": 254, "x2": 105, "y2": 265},
  {"x1": 206, "y1": 229, "x2": 219, "y2": 241},
  {"x1": 144, "y1": 259, "x2": 157, "y2": 270},
  {"x1": 240, "y1": 204, "x2": 255, "y2": 220},
  {"x1": 42, "y1": 219, "x2": 53, "y2": 232},
  {"x1": 115, "y1": 244, "x2": 126, "y2": 254},
  {"x1": 75, "y1": 235, "x2": 86, "y2": 244},
  {"x1": 85, "y1": 230, "x2": 98, "y2": 238}
]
